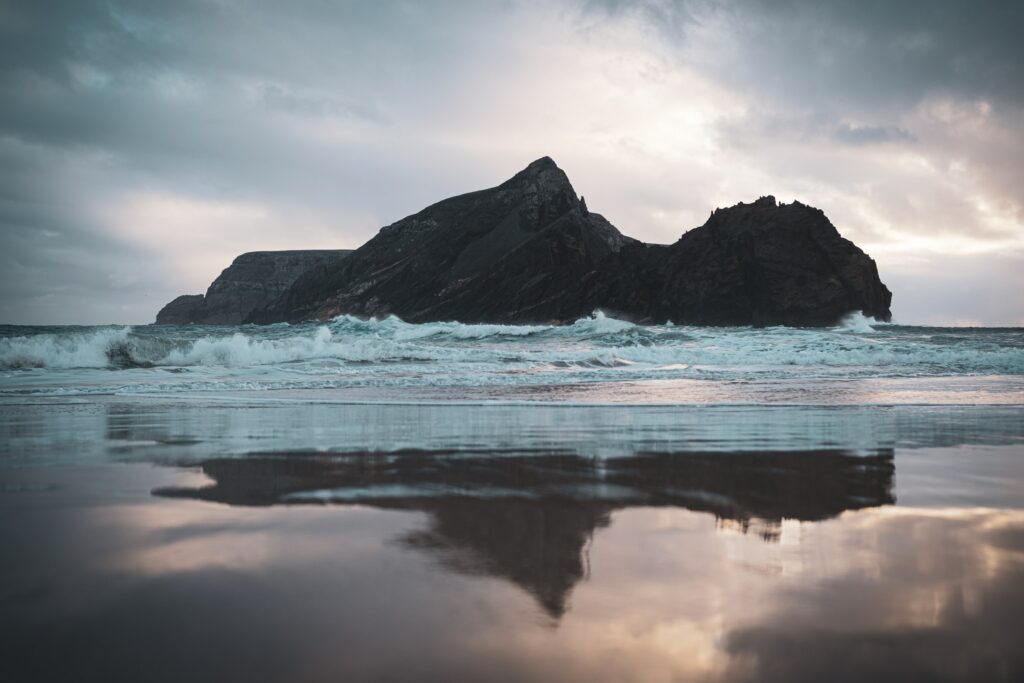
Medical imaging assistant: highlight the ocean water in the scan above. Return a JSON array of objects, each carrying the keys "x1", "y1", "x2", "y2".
[
  {"x1": 2, "y1": 313, "x2": 1024, "y2": 682},
  {"x1": 2, "y1": 311, "x2": 1022, "y2": 404}
]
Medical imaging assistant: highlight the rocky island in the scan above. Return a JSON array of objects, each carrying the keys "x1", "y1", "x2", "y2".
[{"x1": 157, "y1": 158, "x2": 891, "y2": 326}]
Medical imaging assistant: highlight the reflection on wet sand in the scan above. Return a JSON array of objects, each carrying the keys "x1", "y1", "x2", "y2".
[
  {"x1": 2, "y1": 400, "x2": 1023, "y2": 682},
  {"x1": 3, "y1": 467, "x2": 1021, "y2": 683},
  {"x1": 155, "y1": 448, "x2": 894, "y2": 617}
]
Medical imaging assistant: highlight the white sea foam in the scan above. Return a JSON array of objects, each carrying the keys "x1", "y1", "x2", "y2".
[
  {"x1": 393, "y1": 321, "x2": 550, "y2": 341},
  {"x1": 569, "y1": 310, "x2": 636, "y2": 335},
  {"x1": 158, "y1": 326, "x2": 454, "y2": 366},
  {"x1": 327, "y1": 311, "x2": 633, "y2": 341},
  {"x1": 0, "y1": 327, "x2": 133, "y2": 369},
  {"x1": 836, "y1": 311, "x2": 880, "y2": 333}
]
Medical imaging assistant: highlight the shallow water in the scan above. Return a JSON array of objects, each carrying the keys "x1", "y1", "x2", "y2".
[{"x1": 1, "y1": 316, "x2": 1023, "y2": 682}]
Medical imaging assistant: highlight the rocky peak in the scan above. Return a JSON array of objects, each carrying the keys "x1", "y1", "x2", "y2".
[
  {"x1": 516, "y1": 155, "x2": 558, "y2": 175},
  {"x1": 500, "y1": 157, "x2": 579, "y2": 215},
  {"x1": 501, "y1": 155, "x2": 577, "y2": 196},
  {"x1": 502, "y1": 156, "x2": 565, "y2": 187}
]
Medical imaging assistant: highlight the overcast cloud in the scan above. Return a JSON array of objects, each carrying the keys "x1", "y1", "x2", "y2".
[{"x1": 1, "y1": 0, "x2": 1021, "y2": 325}]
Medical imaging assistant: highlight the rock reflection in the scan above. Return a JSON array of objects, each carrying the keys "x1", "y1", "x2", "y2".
[{"x1": 155, "y1": 448, "x2": 894, "y2": 617}]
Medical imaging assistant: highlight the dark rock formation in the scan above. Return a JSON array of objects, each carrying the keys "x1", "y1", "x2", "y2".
[
  {"x1": 245, "y1": 157, "x2": 890, "y2": 326},
  {"x1": 155, "y1": 294, "x2": 206, "y2": 325},
  {"x1": 595, "y1": 196, "x2": 893, "y2": 325},
  {"x1": 159, "y1": 158, "x2": 891, "y2": 326},
  {"x1": 155, "y1": 250, "x2": 349, "y2": 324},
  {"x1": 248, "y1": 157, "x2": 638, "y2": 324}
]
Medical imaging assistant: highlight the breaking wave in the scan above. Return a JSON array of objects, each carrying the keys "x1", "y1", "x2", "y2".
[
  {"x1": 1, "y1": 312, "x2": 1022, "y2": 400},
  {"x1": 835, "y1": 311, "x2": 882, "y2": 333},
  {"x1": 0, "y1": 327, "x2": 136, "y2": 369}
]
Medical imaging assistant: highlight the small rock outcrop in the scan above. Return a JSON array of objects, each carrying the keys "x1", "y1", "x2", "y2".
[
  {"x1": 155, "y1": 250, "x2": 350, "y2": 324},
  {"x1": 155, "y1": 294, "x2": 206, "y2": 325}
]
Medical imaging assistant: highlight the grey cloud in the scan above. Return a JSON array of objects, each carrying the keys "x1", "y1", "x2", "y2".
[
  {"x1": 715, "y1": 111, "x2": 916, "y2": 148},
  {"x1": 832, "y1": 123, "x2": 914, "y2": 146},
  {"x1": 0, "y1": 137, "x2": 174, "y2": 324},
  {"x1": 258, "y1": 84, "x2": 389, "y2": 123},
  {"x1": 884, "y1": 252, "x2": 1024, "y2": 326},
  {"x1": 585, "y1": 0, "x2": 1024, "y2": 111}
]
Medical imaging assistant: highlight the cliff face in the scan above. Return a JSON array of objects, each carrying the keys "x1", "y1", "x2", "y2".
[
  {"x1": 155, "y1": 250, "x2": 350, "y2": 324},
  {"x1": 155, "y1": 294, "x2": 206, "y2": 325},
  {"x1": 667, "y1": 197, "x2": 892, "y2": 325},
  {"x1": 246, "y1": 158, "x2": 890, "y2": 326}
]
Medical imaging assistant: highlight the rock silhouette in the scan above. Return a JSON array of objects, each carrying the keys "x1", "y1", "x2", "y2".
[
  {"x1": 158, "y1": 158, "x2": 891, "y2": 326},
  {"x1": 154, "y1": 447, "x2": 895, "y2": 619}
]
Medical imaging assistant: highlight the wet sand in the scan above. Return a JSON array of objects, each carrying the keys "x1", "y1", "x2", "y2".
[{"x1": 1, "y1": 401, "x2": 1022, "y2": 681}]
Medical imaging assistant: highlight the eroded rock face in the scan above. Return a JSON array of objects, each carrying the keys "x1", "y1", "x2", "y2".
[
  {"x1": 155, "y1": 250, "x2": 350, "y2": 324},
  {"x1": 155, "y1": 295, "x2": 206, "y2": 325},
  {"x1": 246, "y1": 159, "x2": 890, "y2": 326},
  {"x1": 595, "y1": 196, "x2": 893, "y2": 325},
  {"x1": 677, "y1": 196, "x2": 891, "y2": 325}
]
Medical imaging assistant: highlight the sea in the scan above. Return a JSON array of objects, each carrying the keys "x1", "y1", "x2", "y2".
[{"x1": 2, "y1": 312, "x2": 1023, "y2": 682}]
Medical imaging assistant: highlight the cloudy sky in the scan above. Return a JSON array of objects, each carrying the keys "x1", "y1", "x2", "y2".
[{"x1": 1, "y1": 0, "x2": 1022, "y2": 326}]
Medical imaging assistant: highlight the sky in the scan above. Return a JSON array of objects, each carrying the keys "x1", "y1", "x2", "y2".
[{"x1": 1, "y1": 0, "x2": 1022, "y2": 326}]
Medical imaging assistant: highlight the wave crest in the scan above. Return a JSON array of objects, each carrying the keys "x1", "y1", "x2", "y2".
[
  {"x1": 836, "y1": 311, "x2": 882, "y2": 333},
  {"x1": 569, "y1": 311, "x2": 636, "y2": 335},
  {"x1": 0, "y1": 327, "x2": 134, "y2": 369}
]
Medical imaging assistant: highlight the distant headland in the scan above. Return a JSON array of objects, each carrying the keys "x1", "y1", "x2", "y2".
[{"x1": 157, "y1": 157, "x2": 891, "y2": 327}]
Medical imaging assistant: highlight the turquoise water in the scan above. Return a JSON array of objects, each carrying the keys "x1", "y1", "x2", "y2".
[{"x1": 2, "y1": 313, "x2": 1022, "y2": 403}]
